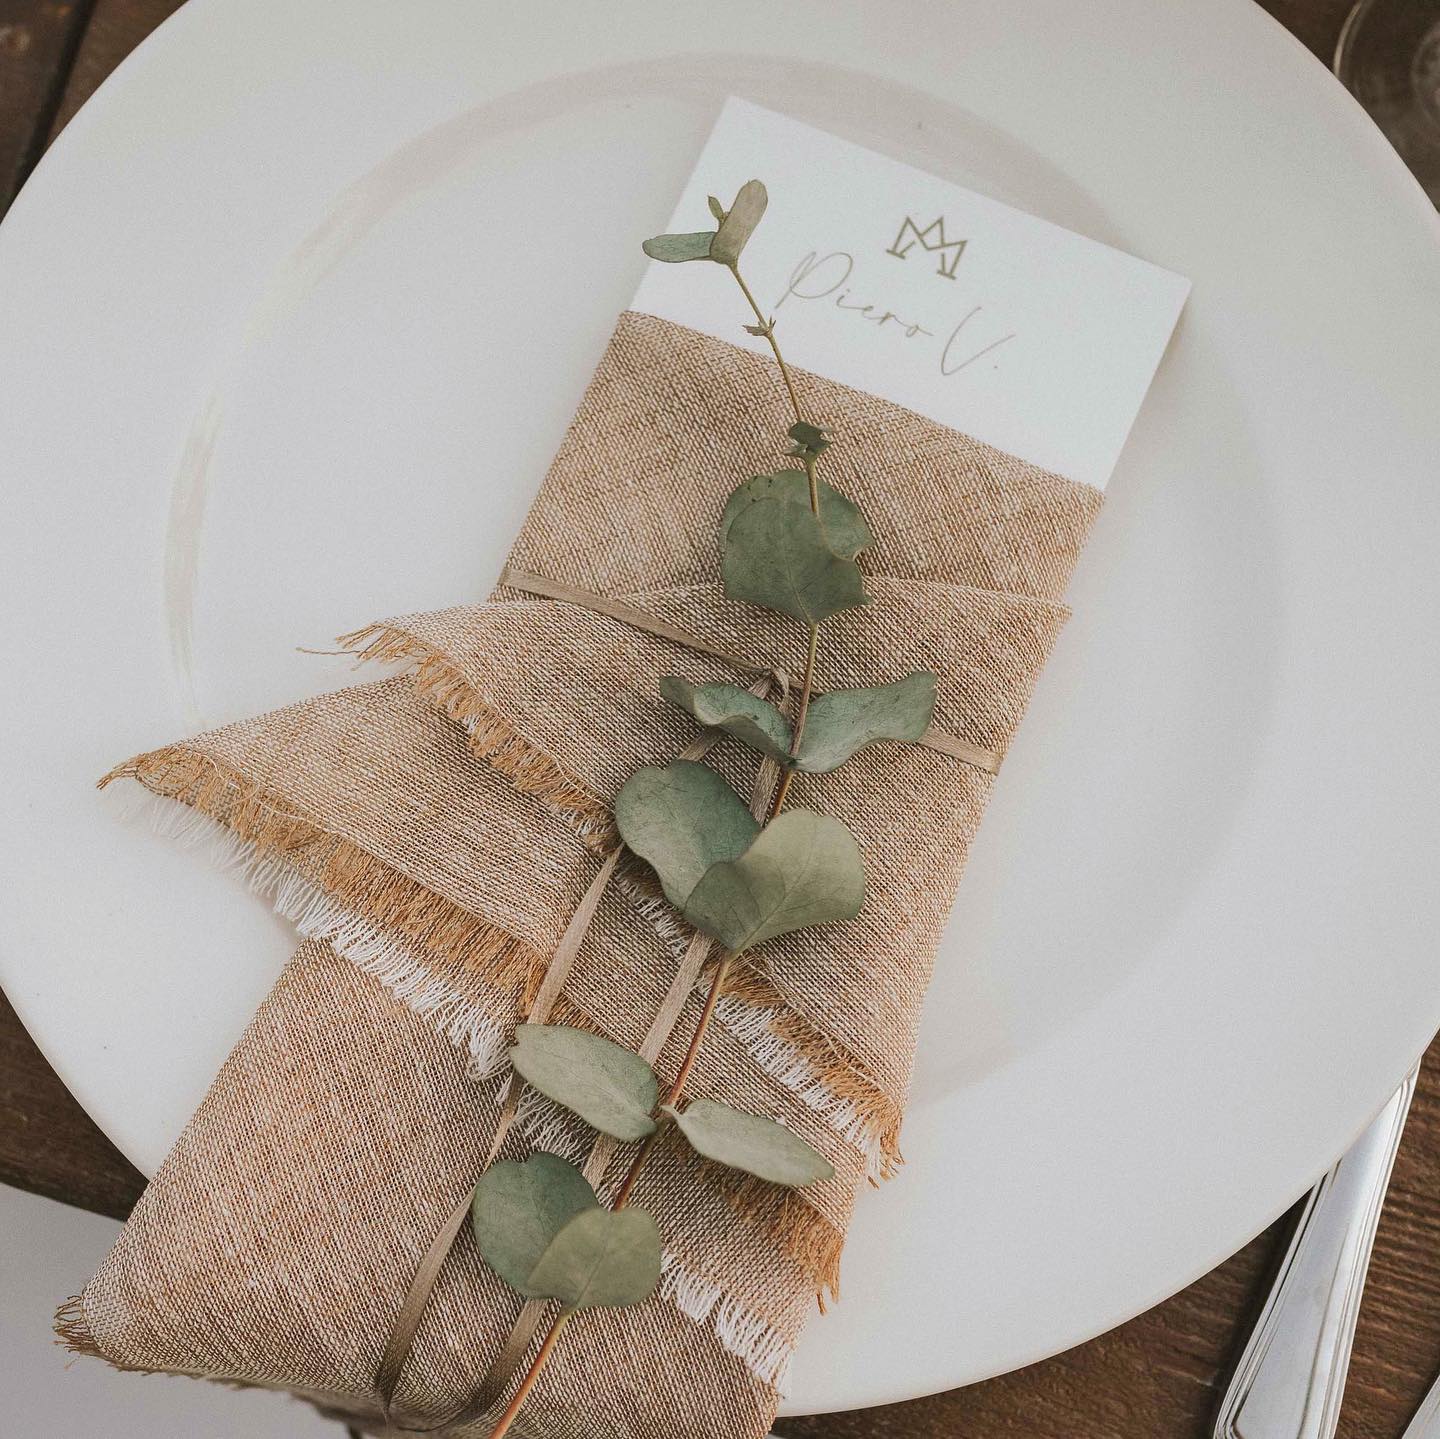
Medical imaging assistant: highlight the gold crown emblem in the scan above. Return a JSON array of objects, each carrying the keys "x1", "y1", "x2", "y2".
[{"x1": 885, "y1": 216, "x2": 967, "y2": 279}]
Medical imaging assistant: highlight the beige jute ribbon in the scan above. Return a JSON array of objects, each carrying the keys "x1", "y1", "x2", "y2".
[
  {"x1": 499, "y1": 568, "x2": 1002, "y2": 776},
  {"x1": 370, "y1": 568, "x2": 1003, "y2": 1432}
]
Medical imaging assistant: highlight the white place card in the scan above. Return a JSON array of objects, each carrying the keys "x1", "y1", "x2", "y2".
[{"x1": 633, "y1": 98, "x2": 1189, "y2": 490}]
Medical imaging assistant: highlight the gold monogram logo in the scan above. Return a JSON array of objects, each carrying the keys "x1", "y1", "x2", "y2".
[{"x1": 885, "y1": 216, "x2": 967, "y2": 279}]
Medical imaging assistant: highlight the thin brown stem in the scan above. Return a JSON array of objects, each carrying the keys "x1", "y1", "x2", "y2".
[
  {"x1": 610, "y1": 1128, "x2": 660, "y2": 1212},
  {"x1": 729, "y1": 265, "x2": 804, "y2": 426},
  {"x1": 487, "y1": 1310, "x2": 572, "y2": 1439},
  {"x1": 611, "y1": 952, "x2": 737, "y2": 1210},
  {"x1": 793, "y1": 623, "x2": 820, "y2": 732},
  {"x1": 767, "y1": 766, "x2": 797, "y2": 818},
  {"x1": 768, "y1": 620, "x2": 818, "y2": 820},
  {"x1": 802, "y1": 452, "x2": 820, "y2": 512},
  {"x1": 664, "y1": 952, "x2": 734, "y2": 1104}
]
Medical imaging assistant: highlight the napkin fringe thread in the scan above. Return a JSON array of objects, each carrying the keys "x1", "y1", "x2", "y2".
[
  {"x1": 54, "y1": 1296, "x2": 106, "y2": 1363},
  {"x1": 104, "y1": 746, "x2": 903, "y2": 1170},
  {"x1": 115, "y1": 790, "x2": 529, "y2": 1080},
  {"x1": 658, "y1": 1254, "x2": 794, "y2": 1392},
  {"x1": 715, "y1": 995, "x2": 900, "y2": 1180},
  {"x1": 339, "y1": 622, "x2": 615, "y2": 847},
  {"x1": 100, "y1": 748, "x2": 549, "y2": 1001}
]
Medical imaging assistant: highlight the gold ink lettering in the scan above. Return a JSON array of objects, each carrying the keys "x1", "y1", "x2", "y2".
[
  {"x1": 941, "y1": 308, "x2": 1016, "y2": 375},
  {"x1": 774, "y1": 251, "x2": 853, "y2": 310}
]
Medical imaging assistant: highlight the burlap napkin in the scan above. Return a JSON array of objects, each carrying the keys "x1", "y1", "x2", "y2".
[{"x1": 61, "y1": 312, "x2": 1102, "y2": 1438}]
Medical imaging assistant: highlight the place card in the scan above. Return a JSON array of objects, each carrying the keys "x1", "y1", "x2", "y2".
[{"x1": 633, "y1": 97, "x2": 1190, "y2": 490}]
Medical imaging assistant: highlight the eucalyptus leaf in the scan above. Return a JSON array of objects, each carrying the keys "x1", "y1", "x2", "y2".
[
  {"x1": 795, "y1": 672, "x2": 938, "y2": 774},
  {"x1": 664, "y1": 1100, "x2": 834, "y2": 1186},
  {"x1": 787, "y1": 420, "x2": 832, "y2": 459},
  {"x1": 510, "y1": 1025, "x2": 658, "y2": 1141},
  {"x1": 659, "y1": 677, "x2": 792, "y2": 764},
  {"x1": 641, "y1": 230, "x2": 716, "y2": 263},
  {"x1": 523, "y1": 1205, "x2": 662, "y2": 1311},
  {"x1": 719, "y1": 470, "x2": 873, "y2": 560},
  {"x1": 682, "y1": 809, "x2": 865, "y2": 953},
  {"x1": 614, "y1": 761, "x2": 759, "y2": 908},
  {"x1": 722, "y1": 495, "x2": 869, "y2": 624},
  {"x1": 709, "y1": 179, "x2": 768, "y2": 265},
  {"x1": 471, "y1": 1153, "x2": 598, "y2": 1295}
]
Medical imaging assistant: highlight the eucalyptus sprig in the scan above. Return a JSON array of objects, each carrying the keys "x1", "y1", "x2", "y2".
[{"x1": 471, "y1": 181, "x2": 937, "y2": 1439}]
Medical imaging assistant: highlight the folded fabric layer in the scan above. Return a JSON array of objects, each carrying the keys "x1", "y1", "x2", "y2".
[
  {"x1": 105, "y1": 676, "x2": 597, "y2": 1068},
  {"x1": 63, "y1": 942, "x2": 784, "y2": 1439},
  {"x1": 97, "y1": 677, "x2": 867, "y2": 1385},
  {"x1": 67, "y1": 312, "x2": 1104, "y2": 1437}
]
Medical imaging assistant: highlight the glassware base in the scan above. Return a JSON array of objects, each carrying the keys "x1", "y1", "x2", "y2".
[{"x1": 1336, "y1": 0, "x2": 1440, "y2": 206}]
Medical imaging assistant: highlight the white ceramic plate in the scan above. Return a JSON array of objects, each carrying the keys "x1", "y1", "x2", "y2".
[{"x1": 2, "y1": 0, "x2": 1439, "y2": 1417}]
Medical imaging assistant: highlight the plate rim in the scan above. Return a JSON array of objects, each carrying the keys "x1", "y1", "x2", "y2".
[{"x1": 3, "y1": 0, "x2": 1440, "y2": 1416}]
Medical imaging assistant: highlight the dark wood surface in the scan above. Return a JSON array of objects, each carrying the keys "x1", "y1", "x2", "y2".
[
  {"x1": 0, "y1": 0, "x2": 91, "y2": 204},
  {"x1": 0, "y1": 2, "x2": 1426, "y2": 1435}
]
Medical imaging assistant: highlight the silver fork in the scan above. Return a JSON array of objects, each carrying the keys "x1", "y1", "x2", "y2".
[{"x1": 1213, "y1": 1063, "x2": 1419, "y2": 1439}]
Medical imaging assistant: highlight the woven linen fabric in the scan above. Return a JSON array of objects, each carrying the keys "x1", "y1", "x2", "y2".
[
  {"x1": 64, "y1": 312, "x2": 1104, "y2": 1438},
  {"x1": 64, "y1": 941, "x2": 784, "y2": 1439}
]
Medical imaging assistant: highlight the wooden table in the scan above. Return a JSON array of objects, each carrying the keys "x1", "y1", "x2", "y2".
[{"x1": 2, "y1": 2, "x2": 1431, "y2": 1435}]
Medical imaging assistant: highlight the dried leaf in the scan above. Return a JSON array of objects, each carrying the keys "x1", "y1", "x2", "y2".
[
  {"x1": 787, "y1": 420, "x2": 832, "y2": 459},
  {"x1": 665, "y1": 1099, "x2": 834, "y2": 1186},
  {"x1": 510, "y1": 1025, "x2": 658, "y2": 1141},
  {"x1": 682, "y1": 809, "x2": 865, "y2": 953},
  {"x1": 615, "y1": 761, "x2": 759, "y2": 908},
  {"x1": 719, "y1": 470, "x2": 873, "y2": 560},
  {"x1": 722, "y1": 494, "x2": 869, "y2": 624},
  {"x1": 707, "y1": 195, "x2": 727, "y2": 221},
  {"x1": 743, "y1": 320, "x2": 774, "y2": 338},
  {"x1": 659, "y1": 677, "x2": 792, "y2": 764},
  {"x1": 710, "y1": 179, "x2": 768, "y2": 265},
  {"x1": 523, "y1": 1205, "x2": 662, "y2": 1311},
  {"x1": 471, "y1": 1153, "x2": 598, "y2": 1295},
  {"x1": 641, "y1": 230, "x2": 716, "y2": 263},
  {"x1": 796, "y1": 672, "x2": 938, "y2": 773}
]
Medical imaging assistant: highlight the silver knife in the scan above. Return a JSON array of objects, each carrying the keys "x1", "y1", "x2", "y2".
[{"x1": 1213, "y1": 1063, "x2": 1419, "y2": 1439}]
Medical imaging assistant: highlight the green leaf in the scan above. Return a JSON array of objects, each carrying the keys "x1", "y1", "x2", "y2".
[
  {"x1": 682, "y1": 809, "x2": 865, "y2": 953},
  {"x1": 659, "y1": 677, "x2": 792, "y2": 764},
  {"x1": 795, "y1": 672, "x2": 938, "y2": 774},
  {"x1": 722, "y1": 495, "x2": 869, "y2": 624},
  {"x1": 707, "y1": 194, "x2": 726, "y2": 221},
  {"x1": 719, "y1": 470, "x2": 874, "y2": 561},
  {"x1": 787, "y1": 421, "x2": 832, "y2": 459},
  {"x1": 709, "y1": 179, "x2": 767, "y2": 265},
  {"x1": 472, "y1": 1159, "x2": 661, "y2": 1311},
  {"x1": 615, "y1": 761, "x2": 759, "y2": 908},
  {"x1": 642, "y1": 230, "x2": 716, "y2": 263},
  {"x1": 510, "y1": 1025, "x2": 658, "y2": 1141},
  {"x1": 665, "y1": 1099, "x2": 834, "y2": 1186},
  {"x1": 523, "y1": 1205, "x2": 662, "y2": 1311},
  {"x1": 471, "y1": 1153, "x2": 598, "y2": 1295}
]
